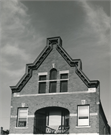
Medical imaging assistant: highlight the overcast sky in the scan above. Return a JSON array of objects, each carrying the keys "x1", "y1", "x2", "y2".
[{"x1": 0, "y1": 0, "x2": 111, "y2": 129}]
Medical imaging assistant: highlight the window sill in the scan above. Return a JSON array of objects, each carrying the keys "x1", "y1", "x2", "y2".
[
  {"x1": 15, "y1": 127, "x2": 28, "y2": 129},
  {"x1": 38, "y1": 78, "x2": 69, "y2": 82},
  {"x1": 76, "y1": 125, "x2": 91, "y2": 128}
]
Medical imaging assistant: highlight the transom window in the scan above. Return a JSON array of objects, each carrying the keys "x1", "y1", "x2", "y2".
[
  {"x1": 78, "y1": 105, "x2": 89, "y2": 126},
  {"x1": 17, "y1": 108, "x2": 28, "y2": 127}
]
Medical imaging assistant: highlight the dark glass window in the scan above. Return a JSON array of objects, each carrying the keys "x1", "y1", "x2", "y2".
[
  {"x1": 39, "y1": 82, "x2": 46, "y2": 93},
  {"x1": 39, "y1": 75, "x2": 46, "y2": 93},
  {"x1": 49, "y1": 69, "x2": 57, "y2": 93},
  {"x1": 60, "y1": 73, "x2": 68, "y2": 92},
  {"x1": 49, "y1": 82, "x2": 57, "y2": 93},
  {"x1": 60, "y1": 74, "x2": 68, "y2": 79},
  {"x1": 39, "y1": 75, "x2": 46, "y2": 80},
  {"x1": 60, "y1": 81, "x2": 68, "y2": 92},
  {"x1": 50, "y1": 69, "x2": 57, "y2": 80}
]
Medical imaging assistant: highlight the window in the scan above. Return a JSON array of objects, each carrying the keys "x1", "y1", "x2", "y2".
[
  {"x1": 78, "y1": 105, "x2": 89, "y2": 126},
  {"x1": 17, "y1": 108, "x2": 28, "y2": 127},
  {"x1": 60, "y1": 74, "x2": 68, "y2": 92},
  {"x1": 49, "y1": 69, "x2": 57, "y2": 93},
  {"x1": 49, "y1": 82, "x2": 56, "y2": 93},
  {"x1": 38, "y1": 70, "x2": 69, "y2": 94},
  {"x1": 50, "y1": 69, "x2": 57, "y2": 80},
  {"x1": 39, "y1": 75, "x2": 46, "y2": 93}
]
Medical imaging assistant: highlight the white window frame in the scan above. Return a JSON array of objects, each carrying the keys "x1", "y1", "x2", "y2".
[
  {"x1": 17, "y1": 108, "x2": 28, "y2": 127},
  {"x1": 38, "y1": 72, "x2": 48, "y2": 76},
  {"x1": 59, "y1": 70, "x2": 69, "y2": 74},
  {"x1": 78, "y1": 105, "x2": 89, "y2": 126}
]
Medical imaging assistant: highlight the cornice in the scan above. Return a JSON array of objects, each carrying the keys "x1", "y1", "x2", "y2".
[{"x1": 75, "y1": 66, "x2": 99, "y2": 88}]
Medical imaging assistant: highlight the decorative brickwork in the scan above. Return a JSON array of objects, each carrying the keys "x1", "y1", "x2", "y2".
[{"x1": 10, "y1": 37, "x2": 110, "y2": 134}]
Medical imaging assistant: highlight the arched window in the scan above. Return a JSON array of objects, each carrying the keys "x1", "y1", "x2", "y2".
[
  {"x1": 49, "y1": 69, "x2": 57, "y2": 93},
  {"x1": 50, "y1": 69, "x2": 57, "y2": 80}
]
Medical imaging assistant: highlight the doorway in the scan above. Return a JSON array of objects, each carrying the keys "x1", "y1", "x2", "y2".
[{"x1": 34, "y1": 107, "x2": 69, "y2": 134}]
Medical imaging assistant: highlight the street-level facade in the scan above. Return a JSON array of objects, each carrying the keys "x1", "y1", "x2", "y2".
[{"x1": 10, "y1": 37, "x2": 110, "y2": 134}]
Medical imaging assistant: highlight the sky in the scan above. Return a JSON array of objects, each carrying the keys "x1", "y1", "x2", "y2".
[{"x1": 0, "y1": 0, "x2": 111, "y2": 130}]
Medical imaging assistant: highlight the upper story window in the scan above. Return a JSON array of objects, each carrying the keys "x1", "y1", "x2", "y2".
[
  {"x1": 78, "y1": 105, "x2": 89, "y2": 126},
  {"x1": 17, "y1": 108, "x2": 28, "y2": 127},
  {"x1": 49, "y1": 69, "x2": 57, "y2": 93},
  {"x1": 38, "y1": 70, "x2": 69, "y2": 94},
  {"x1": 38, "y1": 72, "x2": 47, "y2": 93},
  {"x1": 50, "y1": 69, "x2": 57, "y2": 80},
  {"x1": 60, "y1": 71, "x2": 69, "y2": 92}
]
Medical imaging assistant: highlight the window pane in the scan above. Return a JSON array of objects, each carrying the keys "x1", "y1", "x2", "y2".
[
  {"x1": 18, "y1": 109, "x2": 28, "y2": 117},
  {"x1": 18, "y1": 121, "x2": 26, "y2": 127},
  {"x1": 18, "y1": 108, "x2": 28, "y2": 127},
  {"x1": 39, "y1": 82, "x2": 46, "y2": 93},
  {"x1": 49, "y1": 82, "x2": 56, "y2": 93},
  {"x1": 60, "y1": 81, "x2": 67, "y2": 92},
  {"x1": 19, "y1": 112, "x2": 27, "y2": 117},
  {"x1": 60, "y1": 74, "x2": 68, "y2": 79},
  {"x1": 78, "y1": 106, "x2": 89, "y2": 117},
  {"x1": 78, "y1": 119, "x2": 89, "y2": 126},
  {"x1": 39, "y1": 75, "x2": 46, "y2": 80},
  {"x1": 50, "y1": 69, "x2": 57, "y2": 80},
  {"x1": 78, "y1": 106, "x2": 89, "y2": 126}
]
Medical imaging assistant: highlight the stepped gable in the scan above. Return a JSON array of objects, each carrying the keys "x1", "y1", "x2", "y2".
[{"x1": 10, "y1": 36, "x2": 99, "y2": 93}]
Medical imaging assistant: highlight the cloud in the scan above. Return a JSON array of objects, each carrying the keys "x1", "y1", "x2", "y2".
[
  {"x1": 79, "y1": 0, "x2": 110, "y2": 46},
  {"x1": 1, "y1": 65, "x2": 25, "y2": 79},
  {"x1": 69, "y1": 0, "x2": 111, "y2": 66},
  {"x1": 0, "y1": 0, "x2": 29, "y2": 78},
  {"x1": 1, "y1": 0, "x2": 28, "y2": 33},
  {"x1": 0, "y1": 0, "x2": 44, "y2": 79},
  {"x1": 1, "y1": 44, "x2": 30, "y2": 61}
]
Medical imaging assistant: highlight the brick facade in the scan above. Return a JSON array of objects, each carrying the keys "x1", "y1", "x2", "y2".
[{"x1": 10, "y1": 37, "x2": 110, "y2": 134}]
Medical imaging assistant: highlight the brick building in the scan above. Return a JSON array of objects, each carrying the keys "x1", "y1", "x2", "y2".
[{"x1": 10, "y1": 37, "x2": 110, "y2": 134}]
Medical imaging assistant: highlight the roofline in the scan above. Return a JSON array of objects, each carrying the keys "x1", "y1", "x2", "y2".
[
  {"x1": 10, "y1": 37, "x2": 100, "y2": 93},
  {"x1": 99, "y1": 101, "x2": 110, "y2": 133},
  {"x1": 99, "y1": 101, "x2": 108, "y2": 124}
]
